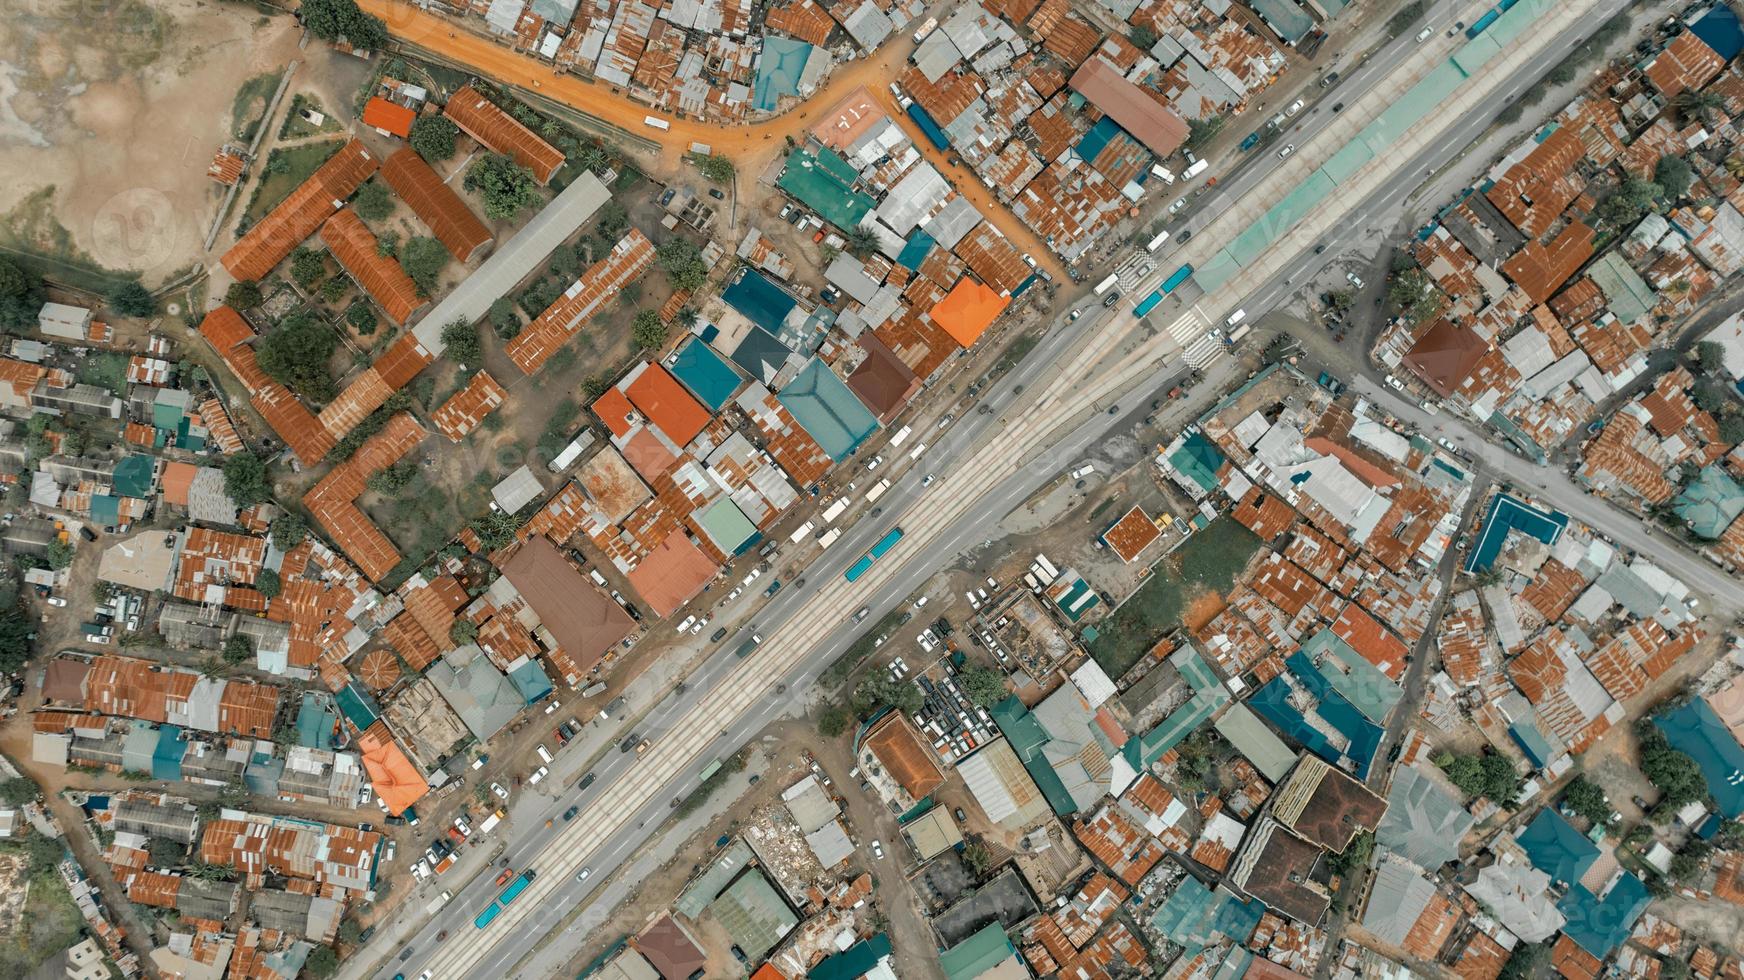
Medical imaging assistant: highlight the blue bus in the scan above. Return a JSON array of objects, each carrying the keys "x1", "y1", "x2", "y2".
[
  {"x1": 1161, "y1": 264, "x2": 1194, "y2": 293},
  {"x1": 475, "y1": 870, "x2": 536, "y2": 928},
  {"x1": 845, "y1": 527, "x2": 905, "y2": 582},
  {"x1": 1133, "y1": 290, "x2": 1164, "y2": 317},
  {"x1": 845, "y1": 555, "x2": 874, "y2": 582}
]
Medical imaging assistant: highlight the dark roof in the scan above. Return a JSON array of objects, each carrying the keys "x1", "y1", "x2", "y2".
[
  {"x1": 498, "y1": 536, "x2": 636, "y2": 674},
  {"x1": 844, "y1": 333, "x2": 919, "y2": 422},
  {"x1": 1275, "y1": 756, "x2": 1388, "y2": 852},
  {"x1": 633, "y1": 914, "x2": 709, "y2": 980},
  {"x1": 1402, "y1": 318, "x2": 1488, "y2": 397}
]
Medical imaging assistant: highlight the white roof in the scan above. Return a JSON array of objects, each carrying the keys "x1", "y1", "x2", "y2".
[
  {"x1": 492, "y1": 465, "x2": 544, "y2": 513},
  {"x1": 1069, "y1": 658, "x2": 1117, "y2": 709}
]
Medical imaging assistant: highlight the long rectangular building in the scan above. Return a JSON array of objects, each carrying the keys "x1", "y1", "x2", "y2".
[
  {"x1": 222, "y1": 140, "x2": 380, "y2": 281},
  {"x1": 380, "y1": 148, "x2": 494, "y2": 264},
  {"x1": 443, "y1": 85, "x2": 565, "y2": 184},
  {"x1": 321, "y1": 209, "x2": 428, "y2": 324}
]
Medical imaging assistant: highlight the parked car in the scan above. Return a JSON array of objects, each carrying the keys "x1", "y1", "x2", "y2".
[
  {"x1": 490, "y1": 782, "x2": 509, "y2": 801},
  {"x1": 870, "y1": 840, "x2": 885, "y2": 859},
  {"x1": 46, "y1": 596, "x2": 66, "y2": 607}
]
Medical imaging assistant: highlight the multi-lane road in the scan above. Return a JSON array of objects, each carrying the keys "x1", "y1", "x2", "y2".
[{"x1": 363, "y1": 0, "x2": 1671, "y2": 976}]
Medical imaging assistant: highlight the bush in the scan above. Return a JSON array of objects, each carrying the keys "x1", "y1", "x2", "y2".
[
  {"x1": 957, "y1": 663, "x2": 1007, "y2": 707},
  {"x1": 226, "y1": 280, "x2": 263, "y2": 310},
  {"x1": 347, "y1": 301, "x2": 378, "y2": 335},
  {"x1": 0, "y1": 776, "x2": 38, "y2": 806},
  {"x1": 440, "y1": 318, "x2": 482, "y2": 366},
  {"x1": 488, "y1": 297, "x2": 521, "y2": 339},
  {"x1": 108, "y1": 281, "x2": 154, "y2": 317},
  {"x1": 631, "y1": 309, "x2": 667, "y2": 350},
  {"x1": 466, "y1": 154, "x2": 540, "y2": 220},
  {"x1": 223, "y1": 634, "x2": 254, "y2": 665},
  {"x1": 45, "y1": 539, "x2": 74, "y2": 571},
  {"x1": 290, "y1": 248, "x2": 326, "y2": 287},
  {"x1": 255, "y1": 569, "x2": 281, "y2": 599},
  {"x1": 817, "y1": 703, "x2": 851, "y2": 738},
  {"x1": 223, "y1": 452, "x2": 271, "y2": 507},
  {"x1": 410, "y1": 116, "x2": 459, "y2": 162},
  {"x1": 693, "y1": 153, "x2": 734, "y2": 182},
  {"x1": 271, "y1": 513, "x2": 308, "y2": 551},
  {"x1": 451, "y1": 620, "x2": 479, "y2": 645},
  {"x1": 401, "y1": 236, "x2": 448, "y2": 296},
  {"x1": 656, "y1": 238, "x2": 708, "y2": 291},
  {"x1": 257, "y1": 313, "x2": 337, "y2": 401},
  {"x1": 352, "y1": 180, "x2": 393, "y2": 221}
]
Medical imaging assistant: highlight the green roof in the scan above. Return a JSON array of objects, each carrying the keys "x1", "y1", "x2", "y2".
[
  {"x1": 989, "y1": 696, "x2": 1079, "y2": 816},
  {"x1": 695, "y1": 497, "x2": 759, "y2": 555},
  {"x1": 1674, "y1": 464, "x2": 1744, "y2": 539},
  {"x1": 777, "y1": 145, "x2": 875, "y2": 232},
  {"x1": 778, "y1": 358, "x2": 880, "y2": 461},
  {"x1": 1127, "y1": 647, "x2": 1229, "y2": 768},
  {"x1": 1587, "y1": 251, "x2": 1655, "y2": 325},
  {"x1": 1168, "y1": 430, "x2": 1224, "y2": 494},
  {"x1": 707, "y1": 867, "x2": 797, "y2": 963},
  {"x1": 1299, "y1": 628, "x2": 1402, "y2": 724},
  {"x1": 112, "y1": 454, "x2": 156, "y2": 499},
  {"x1": 808, "y1": 934, "x2": 891, "y2": 980},
  {"x1": 939, "y1": 924, "x2": 1018, "y2": 980}
]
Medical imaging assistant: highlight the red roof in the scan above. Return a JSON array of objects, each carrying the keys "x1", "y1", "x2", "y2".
[
  {"x1": 362, "y1": 97, "x2": 416, "y2": 138},
  {"x1": 197, "y1": 307, "x2": 337, "y2": 465},
  {"x1": 443, "y1": 85, "x2": 564, "y2": 184},
  {"x1": 221, "y1": 139, "x2": 379, "y2": 281},
  {"x1": 624, "y1": 362, "x2": 712, "y2": 447},
  {"x1": 625, "y1": 529, "x2": 718, "y2": 619},
  {"x1": 431, "y1": 370, "x2": 507, "y2": 440},
  {"x1": 591, "y1": 386, "x2": 637, "y2": 438},
  {"x1": 380, "y1": 148, "x2": 493, "y2": 264},
  {"x1": 321, "y1": 209, "x2": 427, "y2": 324},
  {"x1": 303, "y1": 413, "x2": 426, "y2": 580},
  {"x1": 1068, "y1": 58, "x2": 1188, "y2": 158}
]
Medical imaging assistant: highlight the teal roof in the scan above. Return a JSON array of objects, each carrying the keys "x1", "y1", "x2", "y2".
[
  {"x1": 1516, "y1": 809, "x2": 1599, "y2": 885},
  {"x1": 669, "y1": 336, "x2": 744, "y2": 410},
  {"x1": 777, "y1": 145, "x2": 875, "y2": 232},
  {"x1": 507, "y1": 660, "x2": 554, "y2": 704},
  {"x1": 89, "y1": 494, "x2": 121, "y2": 525},
  {"x1": 778, "y1": 358, "x2": 880, "y2": 461},
  {"x1": 753, "y1": 37, "x2": 813, "y2": 112},
  {"x1": 1674, "y1": 464, "x2": 1744, "y2": 539},
  {"x1": 1169, "y1": 430, "x2": 1225, "y2": 494},
  {"x1": 1557, "y1": 873, "x2": 1650, "y2": 958},
  {"x1": 1149, "y1": 876, "x2": 1266, "y2": 961},
  {"x1": 707, "y1": 867, "x2": 798, "y2": 962},
  {"x1": 295, "y1": 692, "x2": 339, "y2": 750},
  {"x1": 335, "y1": 680, "x2": 381, "y2": 732},
  {"x1": 695, "y1": 496, "x2": 759, "y2": 555},
  {"x1": 111, "y1": 454, "x2": 156, "y2": 499},
  {"x1": 1128, "y1": 647, "x2": 1230, "y2": 767},
  {"x1": 1299, "y1": 628, "x2": 1402, "y2": 724},
  {"x1": 1587, "y1": 252, "x2": 1656, "y2": 325},
  {"x1": 807, "y1": 933, "x2": 891, "y2": 980},
  {"x1": 152, "y1": 725, "x2": 187, "y2": 781},
  {"x1": 939, "y1": 924, "x2": 1018, "y2": 980},
  {"x1": 152, "y1": 399, "x2": 185, "y2": 431},
  {"x1": 1656, "y1": 698, "x2": 1744, "y2": 818},
  {"x1": 989, "y1": 696, "x2": 1079, "y2": 817}
]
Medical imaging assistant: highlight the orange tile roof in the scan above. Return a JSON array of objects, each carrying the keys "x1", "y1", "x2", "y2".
[
  {"x1": 197, "y1": 307, "x2": 336, "y2": 465},
  {"x1": 221, "y1": 139, "x2": 379, "y2": 281},
  {"x1": 1101, "y1": 506, "x2": 1160, "y2": 562},
  {"x1": 303, "y1": 413, "x2": 426, "y2": 581},
  {"x1": 209, "y1": 149, "x2": 246, "y2": 186},
  {"x1": 431, "y1": 370, "x2": 507, "y2": 440},
  {"x1": 624, "y1": 528, "x2": 718, "y2": 618},
  {"x1": 357, "y1": 719, "x2": 429, "y2": 815},
  {"x1": 863, "y1": 713, "x2": 945, "y2": 798},
  {"x1": 507, "y1": 230, "x2": 656, "y2": 374},
  {"x1": 380, "y1": 148, "x2": 493, "y2": 264},
  {"x1": 443, "y1": 85, "x2": 564, "y2": 184},
  {"x1": 1331, "y1": 603, "x2": 1408, "y2": 679},
  {"x1": 161, "y1": 461, "x2": 197, "y2": 507},
  {"x1": 362, "y1": 97, "x2": 416, "y2": 137},
  {"x1": 929, "y1": 277, "x2": 1010, "y2": 347},
  {"x1": 317, "y1": 333, "x2": 435, "y2": 440},
  {"x1": 624, "y1": 361, "x2": 712, "y2": 447},
  {"x1": 1502, "y1": 222, "x2": 1596, "y2": 304},
  {"x1": 321, "y1": 209, "x2": 427, "y2": 324}
]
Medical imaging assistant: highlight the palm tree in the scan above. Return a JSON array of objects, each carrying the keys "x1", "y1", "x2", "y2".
[
  {"x1": 676, "y1": 306, "x2": 698, "y2": 329},
  {"x1": 843, "y1": 225, "x2": 880, "y2": 259},
  {"x1": 1676, "y1": 89, "x2": 1724, "y2": 126}
]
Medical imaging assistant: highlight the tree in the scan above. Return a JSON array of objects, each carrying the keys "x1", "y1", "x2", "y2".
[
  {"x1": 440, "y1": 318, "x2": 482, "y2": 365},
  {"x1": 1696, "y1": 340, "x2": 1728, "y2": 376},
  {"x1": 346, "y1": 301, "x2": 378, "y2": 335},
  {"x1": 298, "y1": 0, "x2": 387, "y2": 51},
  {"x1": 352, "y1": 180, "x2": 394, "y2": 222},
  {"x1": 148, "y1": 838, "x2": 187, "y2": 868},
  {"x1": 816, "y1": 703, "x2": 851, "y2": 738},
  {"x1": 1562, "y1": 775, "x2": 1611, "y2": 825},
  {"x1": 45, "y1": 538, "x2": 74, "y2": 571},
  {"x1": 409, "y1": 116, "x2": 460, "y2": 162},
  {"x1": 450, "y1": 620, "x2": 479, "y2": 646},
  {"x1": 960, "y1": 840, "x2": 994, "y2": 878},
  {"x1": 1637, "y1": 720, "x2": 1710, "y2": 808},
  {"x1": 470, "y1": 510, "x2": 519, "y2": 549},
  {"x1": 842, "y1": 225, "x2": 880, "y2": 259},
  {"x1": 1327, "y1": 829, "x2": 1374, "y2": 876},
  {"x1": 1185, "y1": 114, "x2": 1225, "y2": 152},
  {"x1": 1435, "y1": 751, "x2": 1487, "y2": 799},
  {"x1": 655, "y1": 238, "x2": 708, "y2": 291},
  {"x1": 222, "y1": 451, "x2": 271, "y2": 508},
  {"x1": 851, "y1": 673, "x2": 921, "y2": 716},
  {"x1": 957, "y1": 663, "x2": 1007, "y2": 707},
  {"x1": 1676, "y1": 89, "x2": 1724, "y2": 125},
  {"x1": 400, "y1": 236, "x2": 448, "y2": 296},
  {"x1": 257, "y1": 313, "x2": 337, "y2": 401},
  {"x1": 466, "y1": 154, "x2": 540, "y2": 220},
  {"x1": 290, "y1": 248, "x2": 326, "y2": 288},
  {"x1": 595, "y1": 200, "x2": 630, "y2": 242},
  {"x1": 1720, "y1": 413, "x2": 1744, "y2": 445},
  {"x1": 572, "y1": 142, "x2": 609, "y2": 176},
  {"x1": 223, "y1": 634, "x2": 254, "y2": 665},
  {"x1": 337, "y1": 917, "x2": 363, "y2": 946},
  {"x1": 320, "y1": 276, "x2": 349, "y2": 304},
  {"x1": 256, "y1": 569, "x2": 281, "y2": 600},
  {"x1": 0, "y1": 255, "x2": 43, "y2": 332},
  {"x1": 0, "y1": 776, "x2": 38, "y2": 806},
  {"x1": 631, "y1": 309, "x2": 668, "y2": 350},
  {"x1": 0, "y1": 602, "x2": 33, "y2": 674},
  {"x1": 1498, "y1": 943, "x2": 1546, "y2": 980},
  {"x1": 226, "y1": 280, "x2": 263, "y2": 310},
  {"x1": 108, "y1": 281, "x2": 154, "y2": 318},
  {"x1": 488, "y1": 297, "x2": 521, "y2": 339},
  {"x1": 1693, "y1": 376, "x2": 1732, "y2": 414},
  {"x1": 1128, "y1": 24, "x2": 1159, "y2": 49},
  {"x1": 1669, "y1": 841, "x2": 1712, "y2": 883},
  {"x1": 303, "y1": 945, "x2": 340, "y2": 980},
  {"x1": 1597, "y1": 178, "x2": 1663, "y2": 226},
  {"x1": 1655, "y1": 155, "x2": 1694, "y2": 200},
  {"x1": 270, "y1": 513, "x2": 308, "y2": 551},
  {"x1": 1480, "y1": 752, "x2": 1522, "y2": 806},
  {"x1": 693, "y1": 153, "x2": 734, "y2": 183}
]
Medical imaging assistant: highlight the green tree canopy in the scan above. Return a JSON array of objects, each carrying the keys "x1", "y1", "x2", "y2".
[
  {"x1": 226, "y1": 280, "x2": 263, "y2": 310},
  {"x1": 488, "y1": 297, "x2": 521, "y2": 339},
  {"x1": 0, "y1": 601, "x2": 32, "y2": 674},
  {"x1": 842, "y1": 225, "x2": 879, "y2": 259},
  {"x1": 352, "y1": 180, "x2": 394, "y2": 222},
  {"x1": 223, "y1": 633, "x2": 254, "y2": 665},
  {"x1": 466, "y1": 154, "x2": 540, "y2": 220},
  {"x1": 851, "y1": 673, "x2": 922, "y2": 716},
  {"x1": 1185, "y1": 114, "x2": 1224, "y2": 152},
  {"x1": 108, "y1": 281, "x2": 154, "y2": 317},
  {"x1": 400, "y1": 236, "x2": 448, "y2": 296},
  {"x1": 222, "y1": 451, "x2": 271, "y2": 508},
  {"x1": 256, "y1": 568, "x2": 281, "y2": 599},
  {"x1": 450, "y1": 620, "x2": 479, "y2": 646},
  {"x1": 410, "y1": 116, "x2": 460, "y2": 162},
  {"x1": 693, "y1": 153, "x2": 734, "y2": 182},
  {"x1": 0, "y1": 776, "x2": 38, "y2": 806},
  {"x1": 0, "y1": 256, "x2": 43, "y2": 332},
  {"x1": 45, "y1": 539, "x2": 74, "y2": 571},
  {"x1": 1637, "y1": 720, "x2": 1710, "y2": 808},
  {"x1": 957, "y1": 663, "x2": 1007, "y2": 707},
  {"x1": 271, "y1": 513, "x2": 308, "y2": 551},
  {"x1": 631, "y1": 309, "x2": 667, "y2": 351},
  {"x1": 298, "y1": 0, "x2": 387, "y2": 50},
  {"x1": 1696, "y1": 340, "x2": 1728, "y2": 375},
  {"x1": 440, "y1": 318, "x2": 482, "y2": 365},
  {"x1": 257, "y1": 313, "x2": 337, "y2": 401},
  {"x1": 1655, "y1": 155, "x2": 1694, "y2": 200},
  {"x1": 346, "y1": 301, "x2": 378, "y2": 334},
  {"x1": 1561, "y1": 775, "x2": 1611, "y2": 825},
  {"x1": 655, "y1": 238, "x2": 708, "y2": 291},
  {"x1": 290, "y1": 248, "x2": 326, "y2": 287}
]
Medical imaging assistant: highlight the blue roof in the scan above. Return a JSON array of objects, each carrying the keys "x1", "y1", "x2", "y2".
[
  {"x1": 1516, "y1": 809, "x2": 1600, "y2": 885},
  {"x1": 335, "y1": 681, "x2": 381, "y2": 732},
  {"x1": 897, "y1": 230, "x2": 935, "y2": 270},
  {"x1": 669, "y1": 336, "x2": 744, "y2": 410},
  {"x1": 753, "y1": 38, "x2": 813, "y2": 112},
  {"x1": 1465, "y1": 493, "x2": 1567, "y2": 572},
  {"x1": 1557, "y1": 873, "x2": 1650, "y2": 958},
  {"x1": 778, "y1": 358, "x2": 880, "y2": 461},
  {"x1": 906, "y1": 103, "x2": 950, "y2": 150},
  {"x1": 1509, "y1": 720, "x2": 1556, "y2": 768},
  {"x1": 90, "y1": 494, "x2": 121, "y2": 525},
  {"x1": 1690, "y1": 3, "x2": 1744, "y2": 60},
  {"x1": 152, "y1": 725, "x2": 187, "y2": 781},
  {"x1": 1249, "y1": 673, "x2": 1381, "y2": 779},
  {"x1": 807, "y1": 933, "x2": 892, "y2": 980},
  {"x1": 1076, "y1": 116, "x2": 1122, "y2": 165},
  {"x1": 1673, "y1": 464, "x2": 1744, "y2": 539},
  {"x1": 1149, "y1": 876, "x2": 1265, "y2": 960},
  {"x1": 721, "y1": 269, "x2": 800, "y2": 335},
  {"x1": 1656, "y1": 698, "x2": 1744, "y2": 818},
  {"x1": 1247, "y1": 0, "x2": 1314, "y2": 42},
  {"x1": 295, "y1": 692, "x2": 339, "y2": 750},
  {"x1": 1169, "y1": 430, "x2": 1226, "y2": 494},
  {"x1": 508, "y1": 660, "x2": 555, "y2": 704}
]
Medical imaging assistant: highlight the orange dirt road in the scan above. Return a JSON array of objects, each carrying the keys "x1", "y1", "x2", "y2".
[{"x1": 357, "y1": 0, "x2": 1065, "y2": 276}]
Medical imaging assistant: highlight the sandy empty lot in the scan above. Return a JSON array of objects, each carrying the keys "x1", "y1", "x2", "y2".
[{"x1": 0, "y1": 0, "x2": 302, "y2": 285}]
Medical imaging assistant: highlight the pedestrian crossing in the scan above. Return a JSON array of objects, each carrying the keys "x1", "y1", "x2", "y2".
[{"x1": 1182, "y1": 331, "x2": 1226, "y2": 370}]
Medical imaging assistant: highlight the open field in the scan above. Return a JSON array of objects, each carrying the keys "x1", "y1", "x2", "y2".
[
  {"x1": 1089, "y1": 517, "x2": 1263, "y2": 677},
  {"x1": 0, "y1": 0, "x2": 311, "y2": 287}
]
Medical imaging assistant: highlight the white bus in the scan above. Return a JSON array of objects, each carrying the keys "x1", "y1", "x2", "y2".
[
  {"x1": 643, "y1": 115, "x2": 671, "y2": 131},
  {"x1": 1146, "y1": 230, "x2": 1171, "y2": 252},
  {"x1": 817, "y1": 527, "x2": 843, "y2": 549},
  {"x1": 477, "y1": 809, "x2": 505, "y2": 835},
  {"x1": 1093, "y1": 273, "x2": 1120, "y2": 295},
  {"x1": 820, "y1": 498, "x2": 849, "y2": 523},
  {"x1": 889, "y1": 424, "x2": 913, "y2": 447},
  {"x1": 1034, "y1": 553, "x2": 1059, "y2": 579},
  {"x1": 912, "y1": 15, "x2": 938, "y2": 42},
  {"x1": 865, "y1": 479, "x2": 892, "y2": 503},
  {"x1": 788, "y1": 520, "x2": 815, "y2": 544}
]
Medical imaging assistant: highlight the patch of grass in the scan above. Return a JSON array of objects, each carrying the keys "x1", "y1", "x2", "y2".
[
  {"x1": 231, "y1": 71, "x2": 280, "y2": 142},
  {"x1": 76, "y1": 352, "x2": 129, "y2": 397},
  {"x1": 0, "y1": 854, "x2": 85, "y2": 977},
  {"x1": 1088, "y1": 517, "x2": 1262, "y2": 677},
  {"x1": 820, "y1": 608, "x2": 910, "y2": 688},
  {"x1": 278, "y1": 93, "x2": 343, "y2": 140},
  {"x1": 995, "y1": 333, "x2": 1039, "y2": 374},
  {"x1": 243, "y1": 139, "x2": 344, "y2": 224},
  {"x1": 675, "y1": 749, "x2": 747, "y2": 817}
]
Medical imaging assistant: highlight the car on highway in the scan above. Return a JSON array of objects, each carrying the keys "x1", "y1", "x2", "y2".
[
  {"x1": 1285, "y1": 98, "x2": 1303, "y2": 116},
  {"x1": 1168, "y1": 197, "x2": 1187, "y2": 214},
  {"x1": 563, "y1": 805, "x2": 579, "y2": 821},
  {"x1": 1416, "y1": 25, "x2": 1434, "y2": 42},
  {"x1": 853, "y1": 606, "x2": 870, "y2": 623},
  {"x1": 578, "y1": 772, "x2": 597, "y2": 790},
  {"x1": 920, "y1": 474, "x2": 935, "y2": 488},
  {"x1": 620, "y1": 734, "x2": 641, "y2": 753},
  {"x1": 1277, "y1": 143, "x2": 1295, "y2": 159},
  {"x1": 710, "y1": 626, "x2": 728, "y2": 642},
  {"x1": 576, "y1": 867, "x2": 593, "y2": 882},
  {"x1": 490, "y1": 781, "x2": 509, "y2": 800},
  {"x1": 636, "y1": 738, "x2": 652, "y2": 754},
  {"x1": 495, "y1": 867, "x2": 516, "y2": 886}
]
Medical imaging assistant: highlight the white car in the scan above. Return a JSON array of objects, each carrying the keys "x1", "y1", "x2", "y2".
[
  {"x1": 544, "y1": 699, "x2": 561, "y2": 715},
  {"x1": 1384, "y1": 374, "x2": 1405, "y2": 392},
  {"x1": 576, "y1": 867, "x2": 593, "y2": 882},
  {"x1": 870, "y1": 840, "x2": 885, "y2": 860},
  {"x1": 1437, "y1": 437, "x2": 1459, "y2": 453},
  {"x1": 676, "y1": 615, "x2": 697, "y2": 633},
  {"x1": 529, "y1": 766, "x2": 549, "y2": 785},
  {"x1": 689, "y1": 617, "x2": 706, "y2": 635},
  {"x1": 921, "y1": 474, "x2": 935, "y2": 488},
  {"x1": 1277, "y1": 144, "x2": 1295, "y2": 159},
  {"x1": 490, "y1": 782, "x2": 509, "y2": 801},
  {"x1": 46, "y1": 596, "x2": 66, "y2": 607},
  {"x1": 453, "y1": 815, "x2": 471, "y2": 837},
  {"x1": 1286, "y1": 98, "x2": 1304, "y2": 116},
  {"x1": 1347, "y1": 271, "x2": 1365, "y2": 288},
  {"x1": 411, "y1": 859, "x2": 431, "y2": 881},
  {"x1": 1021, "y1": 253, "x2": 1038, "y2": 269},
  {"x1": 866, "y1": 455, "x2": 883, "y2": 470},
  {"x1": 913, "y1": 596, "x2": 928, "y2": 609},
  {"x1": 1168, "y1": 197, "x2": 1187, "y2": 214}
]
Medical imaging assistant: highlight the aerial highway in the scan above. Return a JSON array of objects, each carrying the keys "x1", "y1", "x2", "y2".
[{"x1": 362, "y1": 0, "x2": 1644, "y2": 975}]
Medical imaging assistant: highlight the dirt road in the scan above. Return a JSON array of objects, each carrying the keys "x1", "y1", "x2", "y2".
[{"x1": 354, "y1": 0, "x2": 1066, "y2": 277}]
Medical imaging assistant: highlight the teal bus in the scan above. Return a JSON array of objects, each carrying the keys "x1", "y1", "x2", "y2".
[
  {"x1": 1161, "y1": 264, "x2": 1194, "y2": 293},
  {"x1": 474, "y1": 870, "x2": 536, "y2": 928},
  {"x1": 845, "y1": 526, "x2": 905, "y2": 582}
]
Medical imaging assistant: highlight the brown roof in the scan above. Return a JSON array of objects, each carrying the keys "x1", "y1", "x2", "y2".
[
  {"x1": 1272, "y1": 756, "x2": 1387, "y2": 852},
  {"x1": 497, "y1": 536, "x2": 636, "y2": 675},
  {"x1": 1644, "y1": 32, "x2": 1725, "y2": 99},
  {"x1": 844, "y1": 333, "x2": 918, "y2": 422},
  {"x1": 303, "y1": 413, "x2": 426, "y2": 581},
  {"x1": 508, "y1": 230, "x2": 656, "y2": 374},
  {"x1": 431, "y1": 370, "x2": 507, "y2": 440},
  {"x1": 321, "y1": 209, "x2": 427, "y2": 324},
  {"x1": 862, "y1": 712, "x2": 944, "y2": 798},
  {"x1": 1402, "y1": 318, "x2": 1489, "y2": 397},
  {"x1": 1101, "y1": 506, "x2": 1161, "y2": 563},
  {"x1": 1068, "y1": 58, "x2": 1187, "y2": 158},
  {"x1": 954, "y1": 220, "x2": 1030, "y2": 295},
  {"x1": 443, "y1": 85, "x2": 564, "y2": 184},
  {"x1": 380, "y1": 148, "x2": 493, "y2": 264},
  {"x1": 221, "y1": 139, "x2": 379, "y2": 281},
  {"x1": 197, "y1": 307, "x2": 337, "y2": 465},
  {"x1": 42, "y1": 657, "x2": 90, "y2": 702},
  {"x1": 1501, "y1": 221, "x2": 1596, "y2": 304},
  {"x1": 633, "y1": 915, "x2": 709, "y2": 980}
]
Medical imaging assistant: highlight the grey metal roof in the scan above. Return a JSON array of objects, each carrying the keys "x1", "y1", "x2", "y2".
[
  {"x1": 921, "y1": 196, "x2": 982, "y2": 249},
  {"x1": 427, "y1": 647, "x2": 525, "y2": 741},
  {"x1": 1376, "y1": 766, "x2": 1473, "y2": 870},
  {"x1": 492, "y1": 465, "x2": 545, "y2": 514},
  {"x1": 1362, "y1": 857, "x2": 1437, "y2": 945},
  {"x1": 176, "y1": 877, "x2": 240, "y2": 922},
  {"x1": 914, "y1": 32, "x2": 963, "y2": 82},
  {"x1": 841, "y1": 1, "x2": 893, "y2": 48},
  {"x1": 875, "y1": 163, "x2": 950, "y2": 237},
  {"x1": 186, "y1": 468, "x2": 239, "y2": 526},
  {"x1": 115, "y1": 793, "x2": 200, "y2": 845},
  {"x1": 804, "y1": 820, "x2": 854, "y2": 868},
  {"x1": 824, "y1": 254, "x2": 881, "y2": 306}
]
